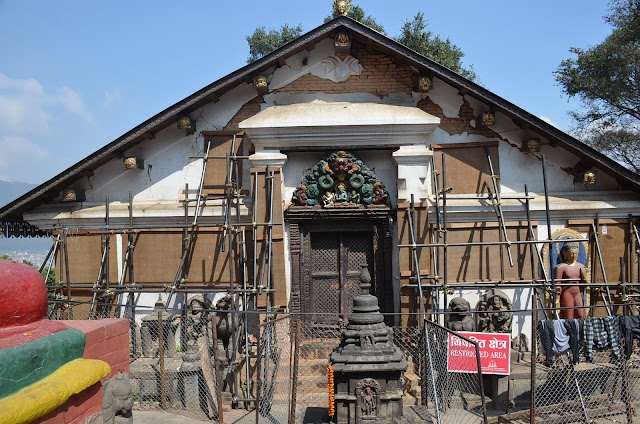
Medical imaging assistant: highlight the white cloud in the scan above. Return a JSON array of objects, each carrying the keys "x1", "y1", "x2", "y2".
[
  {"x1": 0, "y1": 73, "x2": 94, "y2": 134},
  {"x1": 0, "y1": 73, "x2": 44, "y2": 95},
  {"x1": 103, "y1": 88, "x2": 121, "y2": 107},
  {"x1": 0, "y1": 136, "x2": 48, "y2": 182},
  {"x1": 55, "y1": 86, "x2": 95, "y2": 125}
]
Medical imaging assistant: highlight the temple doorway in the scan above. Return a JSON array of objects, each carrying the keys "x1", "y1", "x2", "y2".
[{"x1": 307, "y1": 230, "x2": 373, "y2": 324}]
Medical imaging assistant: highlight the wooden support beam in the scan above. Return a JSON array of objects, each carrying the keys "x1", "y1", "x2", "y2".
[
  {"x1": 76, "y1": 170, "x2": 95, "y2": 178},
  {"x1": 200, "y1": 130, "x2": 245, "y2": 137},
  {"x1": 140, "y1": 132, "x2": 155, "y2": 140},
  {"x1": 207, "y1": 92, "x2": 219, "y2": 103},
  {"x1": 105, "y1": 151, "x2": 124, "y2": 160}
]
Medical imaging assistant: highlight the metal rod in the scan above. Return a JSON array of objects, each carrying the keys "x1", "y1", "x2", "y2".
[
  {"x1": 158, "y1": 309, "x2": 166, "y2": 410},
  {"x1": 211, "y1": 311, "x2": 223, "y2": 422},
  {"x1": 188, "y1": 154, "x2": 251, "y2": 160},
  {"x1": 193, "y1": 137, "x2": 211, "y2": 226},
  {"x1": 38, "y1": 235, "x2": 58, "y2": 274},
  {"x1": 486, "y1": 147, "x2": 514, "y2": 267},
  {"x1": 591, "y1": 222, "x2": 614, "y2": 313},
  {"x1": 266, "y1": 167, "x2": 275, "y2": 308},
  {"x1": 407, "y1": 195, "x2": 426, "y2": 320},
  {"x1": 397, "y1": 237, "x2": 589, "y2": 249},
  {"x1": 88, "y1": 238, "x2": 109, "y2": 319},
  {"x1": 541, "y1": 155, "x2": 557, "y2": 312},
  {"x1": 62, "y1": 229, "x2": 72, "y2": 318},
  {"x1": 406, "y1": 280, "x2": 634, "y2": 289},
  {"x1": 442, "y1": 152, "x2": 449, "y2": 325},
  {"x1": 530, "y1": 291, "x2": 537, "y2": 424},
  {"x1": 431, "y1": 155, "x2": 442, "y2": 236}
]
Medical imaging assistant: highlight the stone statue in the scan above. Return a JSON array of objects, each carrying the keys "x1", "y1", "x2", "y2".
[
  {"x1": 446, "y1": 297, "x2": 475, "y2": 331},
  {"x1": 554, "y1": 242, "x2": 587, "y2": 319},
  {"x1": 361, "y1": 386, "x2": 376, "y2": 416},
  {"x1": 475, "y1": 289, "x2": 513, "y2": 333},
  {"x1": 214, "y1": 294, "x2": 239, "y2": 361},
  {"x1": 102, "y1": 372, "x2": 134, "y2": 424},
  {"x1": 183, "y1": 295, "x2": 212, "y2": 361}
]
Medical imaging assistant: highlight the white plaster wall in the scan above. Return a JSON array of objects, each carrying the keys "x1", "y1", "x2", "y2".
[{"x1": 80, "y1": 83, "x2": 257, "y2": 203}]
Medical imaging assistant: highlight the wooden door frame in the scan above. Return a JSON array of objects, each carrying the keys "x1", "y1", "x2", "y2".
[{"x1": 285, "y1": 207, "x2": 394, "y2": 318}]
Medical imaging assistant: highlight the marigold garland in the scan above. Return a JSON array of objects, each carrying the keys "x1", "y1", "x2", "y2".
[{"x1": 327, "y1": 364, "x2": 335, "y2": 417}]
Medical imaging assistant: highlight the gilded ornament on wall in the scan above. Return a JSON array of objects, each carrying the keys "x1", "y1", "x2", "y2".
[
  {"x1": 418, "y1": 76, "x2": 432, "y2": 92},
  {"x1": 333, "y1": 0, "x2": 350, "y2": 16},
  {"x1": 335, "y1": 32, "x2": 351, "y2": 47}
]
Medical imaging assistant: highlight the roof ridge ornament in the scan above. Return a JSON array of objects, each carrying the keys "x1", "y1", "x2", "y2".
[{"x1": 332, "y1": 0, "x2": 350, "y2": 17}]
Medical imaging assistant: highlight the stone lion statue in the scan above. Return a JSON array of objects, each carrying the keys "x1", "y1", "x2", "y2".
[
  {"x1": 446, "y1": 297, "x2": 475, "y2": 332},
  {"x1": 102, "y1": 372, "x2": 134, "y2": 424}
]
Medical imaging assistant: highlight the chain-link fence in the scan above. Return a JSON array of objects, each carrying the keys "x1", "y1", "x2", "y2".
[
  {"x1": 532, "y1": 307, "x2": 640, "y2": 424},
  {"x1": 43, "y1": 298, "x2": 640, "y2": 423},
  {"x1": 410, "y1": 319, "x2": 488, "y2": 424}
]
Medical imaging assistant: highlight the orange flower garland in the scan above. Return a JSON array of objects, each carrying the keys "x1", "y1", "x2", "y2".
[{"x1": 327, "y1": 365, "x2": 335, "y2": 417}]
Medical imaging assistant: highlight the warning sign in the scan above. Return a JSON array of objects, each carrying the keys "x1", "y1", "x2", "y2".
[{"x1": 447, "y1": 331, "x2": 511, "y2": 375}]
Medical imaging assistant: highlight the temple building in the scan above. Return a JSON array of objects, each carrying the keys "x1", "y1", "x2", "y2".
[{"x1": 1, "y1": 13, "x2": 639, "y2": 340}]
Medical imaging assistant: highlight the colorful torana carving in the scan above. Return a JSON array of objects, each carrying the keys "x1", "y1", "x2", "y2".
[{"x1": 292, "y1": 150, "x2": 390, "y2": 208}]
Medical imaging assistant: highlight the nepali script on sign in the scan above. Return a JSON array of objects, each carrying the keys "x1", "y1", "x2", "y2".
[{"x1": 447, "y1": 331, "x2": 511, "y2": 375}]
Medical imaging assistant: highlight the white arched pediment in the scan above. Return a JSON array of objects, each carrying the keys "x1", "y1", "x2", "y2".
[{"x1": 239, "y1": 101, "x2": 440, "y2": 150}]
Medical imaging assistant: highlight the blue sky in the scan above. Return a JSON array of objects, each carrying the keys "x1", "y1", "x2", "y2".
[{"x1": 0, "y1": 0, "x2": 613, "y2": 184}]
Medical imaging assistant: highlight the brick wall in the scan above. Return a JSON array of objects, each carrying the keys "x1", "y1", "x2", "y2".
[
  {"x1": 275, "y1": 45, "x2": 415, "y2": 96},
  {"x1": 223, "y1": 40, "x2": 499, "y2": 140},
  {"x1": 36, "y1": 319, "x2": 130, "y2": 424}
]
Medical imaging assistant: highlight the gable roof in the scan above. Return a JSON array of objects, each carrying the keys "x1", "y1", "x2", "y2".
[{"x1": 2, "y1": 16, "x2": 640, "y2": 223}]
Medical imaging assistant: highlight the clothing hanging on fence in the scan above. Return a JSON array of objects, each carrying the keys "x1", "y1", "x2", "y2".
[
  {"x1": 539, "y1": 320, "x2": 555, "y2": 367},
  {"x1": 582, "y1": 316, "x2": 620, "y2": 361},
  {"x1": 552, "y1": 319, "x2": 570, "y2": 353},
  {"x1": 539, "y1": 319, "x2": 581, "y2": 365},
  {"x1": 565, "y1": 319, "x2": 580, "y2": 364},
  {"x1": 619, "y1": 315, "x2": 640, "y2": 359}
]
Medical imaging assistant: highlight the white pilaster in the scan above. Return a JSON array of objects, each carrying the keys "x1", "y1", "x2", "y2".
[
  {"x1": 248, "y1": 149, "x2": 288, "y2": 168},
  {"x1": 392, "y1": 145, "x2": 433, "y2": 203}
]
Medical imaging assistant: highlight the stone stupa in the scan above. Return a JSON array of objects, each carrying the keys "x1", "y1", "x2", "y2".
[{"x1": 329, "y1": 264, "x2": 407, "y2": 423}]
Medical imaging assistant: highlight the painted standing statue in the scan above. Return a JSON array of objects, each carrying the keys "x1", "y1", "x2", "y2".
[{"x1": 554, "y1": 242, "x2": 588, "y2": 319}]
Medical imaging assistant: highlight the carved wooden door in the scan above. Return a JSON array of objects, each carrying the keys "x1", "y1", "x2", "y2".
[{"x1": 308, "y1": 231, "x2": 373, "y2": 324}]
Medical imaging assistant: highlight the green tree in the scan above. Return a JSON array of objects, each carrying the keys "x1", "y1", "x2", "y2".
[
  {"x1": 0, "y1": 253, "x2": 56, "y2": 285},
  {"x1": 324, "y1": 5, "x2": 386, "y2": 34},
  {"x1": 246, "y1": 5, "x2": 476, "y2": 82},
  {"x1": 395, "y1": 13, "x2": 476, "y2": 81},
  {"x1": 246, "y1": 24, "x2": 304, "y2": 63},
  {"x1": 555, "y1": 0, "x2": 640, "y2": 173}
]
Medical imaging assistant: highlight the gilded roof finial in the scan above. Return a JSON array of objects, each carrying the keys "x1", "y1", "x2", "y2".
[{"x1": 333, "y1": 0, "x2": 350, "y2": 16}]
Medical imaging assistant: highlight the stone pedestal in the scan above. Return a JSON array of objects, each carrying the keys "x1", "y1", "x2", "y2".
[{"x1": 329, "y1": 279, "x2": 407, "y2": 423}]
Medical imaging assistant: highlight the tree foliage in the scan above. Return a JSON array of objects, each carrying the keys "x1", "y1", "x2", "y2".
[
  {"x1": 246, "y1": 5, "x2": 476, "y2": 82},
  {"x1": 324, "y1": 5, "x2": 386, "y2": 34},
  {"x1": 0, "y1": 253, "x2": 56, "y2": 285},
  {"x1": 555, "y1": 0, "x2": 640, "y2": 173},
  {"x1": 246, "y1": 24, "x2": 303, "y2": 63},
  {"x1": 395, "y1": 13, "x2": 476, "y2": 81}
]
